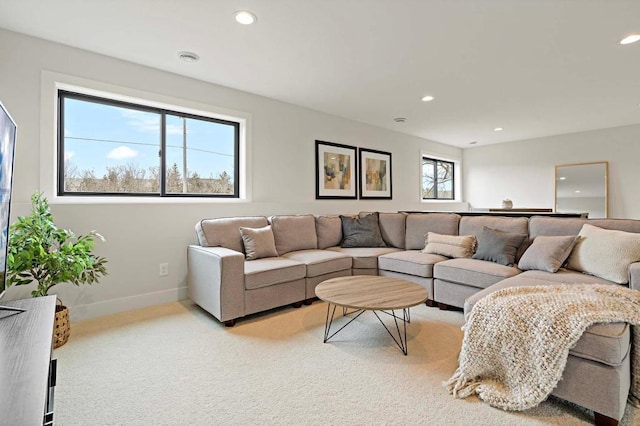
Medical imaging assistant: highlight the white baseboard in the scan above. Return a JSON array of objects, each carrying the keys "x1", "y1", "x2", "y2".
[{"x1": 69, "y1": 287, "x2": 189, "y2": 322}]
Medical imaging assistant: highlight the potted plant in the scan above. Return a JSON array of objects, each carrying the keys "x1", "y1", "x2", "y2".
[{"x1": 6, "y1": 192, "x2": 107, "y2": 347}]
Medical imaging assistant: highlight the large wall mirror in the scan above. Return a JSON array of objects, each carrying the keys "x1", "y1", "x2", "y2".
[{"x1": 555, "y1": 161, "x2": 608, "y2": 218}]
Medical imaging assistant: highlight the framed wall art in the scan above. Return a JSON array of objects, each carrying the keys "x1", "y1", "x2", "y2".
[
  {"x1": 359, "y1": 148, "x2": 392, "y2": 199},
  {"x1": 315, "y1": 140, "x2": 357, "y2": 199}
]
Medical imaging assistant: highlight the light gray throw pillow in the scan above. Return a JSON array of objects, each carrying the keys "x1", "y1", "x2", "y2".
[
  {"x1": 518, "y1": 235, "x2": 579, "y2": 273},
  {"x1": 566, "y1": 224, "x2": 640, "y2": 284},
  {"x1": 340, "y1": 212, "x2": 387, "y2": 248},
  {"x1": 472, "y1": 226, "x2": 527, "y2": 266},
  {"x1": 239, "y1": 225, "x2": 278, "y2": 260},
  {"x1": 422, "y1": 232, "x2": 476, "y2": 258}
]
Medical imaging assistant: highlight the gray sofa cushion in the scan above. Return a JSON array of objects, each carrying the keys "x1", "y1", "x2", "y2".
[
  {"x1": 517, "y1": 235, "x2": 579, "y2": 273},
  {"x1": 464, "y1": 275, "x2": 630, "y2": 366},
  {"x1": 340, "y1": 212, "x2": 387, "y2": 248},
  {"x1": 244, "y1": 258, "x2": 306, "y2": 290},
  {"x1": 460, "y1": 215, "x2": 529, "y2": 237},
  {"x1": 239, "y1": 225, "x2": 278, "y2": 260},
  {"x1": 196, "y1": 216, "x2": 269, "y2": 252},
  {"x1": 530, "y1": 216, "x2": 640, "y2": 239},
  {"x1": 472, "y1": 227, "x2": 527, "y2": 266},
  {"x1": 316, "y1": 216, "x2": 342, "y2": 249},
  {"x1": 281, "y1": 249, "x2": 352, "y2": 277},
  {"x1": 405, "y1": 213, "x2": 460, "y2": 250},
  {"x1": 360, "y1": 212, "x2": 406, "y2": 248},
  {"x1": 434, "y1": 258, "x2": 521, "y2": 289},
  {"x1": 326, "y1": 246, "x2": 401, "y2": 269},
  {"x1": 270, "y1": 215, "x2": 318, "y2": 255},
  {"x1": 378, "y1": 250, "x2": 447, "y2": 278}
]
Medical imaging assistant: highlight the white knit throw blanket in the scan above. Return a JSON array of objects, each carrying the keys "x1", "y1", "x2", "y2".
[{"x1": 443, "y1": 284, "x2": 640, "y2": 411}]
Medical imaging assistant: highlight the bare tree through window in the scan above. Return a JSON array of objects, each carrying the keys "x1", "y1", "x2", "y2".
[{"x1": 422, "y1": 157, "x2": 454, "y2": 200}]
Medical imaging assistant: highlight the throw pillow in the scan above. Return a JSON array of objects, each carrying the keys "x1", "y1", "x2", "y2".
[
  {"x1": 517, "y1": 235, "x2": 580, "y2": 273},
  {"x1": 239, "y1": 225, "x2": 278, "y2": 260},
  {"x1": 421, "y1": 232, "x2": 476, "y2": 258},
  {"x1": 472, "y1": 226, "x2": 527, "y2": 266},
  {"x1": 566, "y1": 224, "x2": 640, "y2": 284},
  {"x1": 340, "y1": 212, "x2": 387, "y2": 248}
]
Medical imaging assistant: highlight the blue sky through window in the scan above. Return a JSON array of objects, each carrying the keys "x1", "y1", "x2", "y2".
[{"x1": 63, "y1": 98, "x2": 236, "y2": 180}]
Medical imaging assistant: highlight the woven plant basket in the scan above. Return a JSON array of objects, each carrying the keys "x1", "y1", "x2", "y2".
[{"x1": 53, "y1": 301, "x2": 70, "y2": 348}]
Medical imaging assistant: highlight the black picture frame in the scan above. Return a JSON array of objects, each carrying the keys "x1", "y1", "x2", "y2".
[
  {"x1": 315, "y1": 140, "x2": 357, "y2": 199},
  {"x1": 359, "y1": 148, "x2": 392, "y2": 200}
]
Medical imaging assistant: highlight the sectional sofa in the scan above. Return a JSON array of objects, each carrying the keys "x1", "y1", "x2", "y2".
[{"x1": 187, "y1": 211, "x2": 640, "y2": 425}]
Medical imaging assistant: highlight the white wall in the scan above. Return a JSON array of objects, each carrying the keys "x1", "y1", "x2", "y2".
[
  {"x1": 0, "y1": 29, "x2": 464, "y2": 321},
  {"x1": 462, "y1": 124, "x2": 640, "y2": 219}
]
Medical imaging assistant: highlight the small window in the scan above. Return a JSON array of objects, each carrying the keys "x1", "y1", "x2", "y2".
[
  {"x1": 58, "y1": 91, "x2": 239, "y2": 197},
  {"x1": 422, "y1": 157, "x2": 455, "y2": 200}
]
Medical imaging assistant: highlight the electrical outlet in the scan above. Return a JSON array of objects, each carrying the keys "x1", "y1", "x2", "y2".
[{"x1": 159, "y1": 263, "x2": 169, "y2": 277}]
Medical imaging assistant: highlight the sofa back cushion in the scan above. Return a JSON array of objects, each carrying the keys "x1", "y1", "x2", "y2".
[
  {"x1": 316, "y1": 215, "x2": 343, "y2": 249},
  {"x1": 269, "y1": 214, "x2": 318, "y2": 255},
  {"x1": 529, "y1": 217, "x2": 640, "y2": 239},
  {"x1": 196, "y1": 216, "x2": 269, "y2": 252},
  {"x1": 459, "y1": 216, "x2": 529, "y2": 237},
  {"x1": 528, "y1": 217, "x2": 587, "y2": 239},
  {"x1": 359, "y1": 212, "x2": 406, "y2": 248},
  {"x1": 405, "y1": 213, "x2": 461, "y2": 250}
]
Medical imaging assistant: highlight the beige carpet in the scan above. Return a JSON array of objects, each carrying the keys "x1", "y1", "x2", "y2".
[{"x1": 53, "y1": 300, "x2": 639, "y2": 425}]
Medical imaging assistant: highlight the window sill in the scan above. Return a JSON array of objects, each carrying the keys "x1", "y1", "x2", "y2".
[{"x1": 48, "y1": 196, "x2": 250, "y2": 205}]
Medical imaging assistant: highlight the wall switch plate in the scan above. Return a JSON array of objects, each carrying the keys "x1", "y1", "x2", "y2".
[{"x1": 159, "y1": 263, "x2": 169, "y2": 276}]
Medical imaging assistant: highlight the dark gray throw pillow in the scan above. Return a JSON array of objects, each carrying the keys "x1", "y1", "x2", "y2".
[
  {"x1": 472, "y1": 226, "x2": 527, "y2": 266},
  {"x1": 340, "y1": 212, "x2": 387, "y2": 248}
]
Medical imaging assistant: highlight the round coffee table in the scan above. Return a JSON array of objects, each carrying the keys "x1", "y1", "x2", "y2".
[{"x1": 315, "y1": 275, "x2": 429, "y2": 355}]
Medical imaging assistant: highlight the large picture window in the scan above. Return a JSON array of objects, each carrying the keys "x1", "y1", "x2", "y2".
[
  {"x1": 58, "y1": 91, "x2": 239, "y2": 197},
  {"x1": 422, "y1": 157, "x2": 455, "y2": 200}
]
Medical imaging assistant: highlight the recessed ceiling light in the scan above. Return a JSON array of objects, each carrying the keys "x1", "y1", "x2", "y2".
[
  {"x1": 494, "y1": 127, "x2": 503, "y2": 131},
  {"x1": 234, "y1": 10, "x2": 257, "y2": 25},
  {"x1": 558, "y1": 176, "x2": 566, "y2": 180},
  {"x1": 575, "y1": 190, "x2": 581, "y2": 193},
  {"x1": 619, "y1": 34, "x2": 640, "y2": 45},
  {"x1": 421, "y1": 95, "x2": 435, "y2": 102},
  {"x1": 469, "y1": 141, "x2": 478, "y2": 145},
  {"x1": 393, "y1": 117, "x2": 407, "y2": 123},
  {"x1": 178, "y1": 51, "x2": 199, "y2": 63}
]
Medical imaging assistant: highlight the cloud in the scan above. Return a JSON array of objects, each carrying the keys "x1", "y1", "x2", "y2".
[
  {"x1": 107, "y1": 146, "x2": 138, "y2": 160},
  {"x1": 121, "y1": 110, "x2": 182, "y2": 135},
  {"x1": 64, "y1": 151, "x2": 75, "y2": 161}
]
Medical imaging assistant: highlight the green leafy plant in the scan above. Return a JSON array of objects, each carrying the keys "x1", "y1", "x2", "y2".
[{"x1": 6, "y1": 192, "x2": 107, "y2": 298}]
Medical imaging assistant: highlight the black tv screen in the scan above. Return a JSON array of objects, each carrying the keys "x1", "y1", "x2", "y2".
[{"x1": 0, "y1": 102, "x2": 16, "y2": 300}]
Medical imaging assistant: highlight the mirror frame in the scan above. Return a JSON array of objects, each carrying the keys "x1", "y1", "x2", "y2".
[{"x1": 555, "y1": 161, "x2": 608, "y2": 218}]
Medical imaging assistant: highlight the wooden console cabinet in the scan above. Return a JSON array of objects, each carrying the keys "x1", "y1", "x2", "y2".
[{"x1": 0, "y1": 296, "x2": 57, "y2": 425}]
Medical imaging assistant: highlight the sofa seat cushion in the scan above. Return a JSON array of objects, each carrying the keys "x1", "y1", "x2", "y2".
[
  {"x1": 326, "y1": 247, "x2": 401, "y2": 269},
  {"x1": 434, "y1": 258, "x2": 520, "y2": 289},
  {"x1": 464, "y1": 276, "x2": 630, "y2": 366},
  {"x1": 378, "y1": 250, "x2": 447, "y2": 278},
  {"x1": 244, "y1": 258, "x2": 306, "y2": 290},
  {"x1": 281, "y1": 249, "x2": 352, "y2": 277},
  {"x1": 519, "y1": 269, "x2": 614, "y2": 285}
]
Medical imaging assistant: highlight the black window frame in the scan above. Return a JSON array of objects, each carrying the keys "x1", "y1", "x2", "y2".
[
  {"x1": 422, "y1": 156, "x2": 455, "y2": 200},
  {"x1": 57, "y1": 90, "x2": 240, "y2": 198}
]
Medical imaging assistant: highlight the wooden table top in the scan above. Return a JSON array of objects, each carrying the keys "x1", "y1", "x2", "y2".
[{"x1": 315, "y1": 275, "x2": 429, "y2": 310}]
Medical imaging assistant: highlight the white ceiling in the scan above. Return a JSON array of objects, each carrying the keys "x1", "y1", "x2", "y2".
[{"x1": 1, "y1": 0, "x2": 639, "y2": 148}]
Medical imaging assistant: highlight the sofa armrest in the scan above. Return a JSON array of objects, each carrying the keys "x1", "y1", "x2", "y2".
[
  {"x1": 187, "y1": 245, "x2": 245, "y2": 322},
  {"x1": 628, "y1": 262, "x2": 640, "y2": 291}
]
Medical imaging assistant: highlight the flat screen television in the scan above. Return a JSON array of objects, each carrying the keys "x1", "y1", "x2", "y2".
[{"x1": 0, "y1": 101, "x2": 22, "y2": 315}]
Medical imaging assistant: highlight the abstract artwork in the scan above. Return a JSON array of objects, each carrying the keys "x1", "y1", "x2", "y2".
[
  {"x1": 359, "y1": 148, "x2": 392, "y2": 199},
  {"x1": 315, "y1": 140, "x2": 357, "y2": 199}
]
